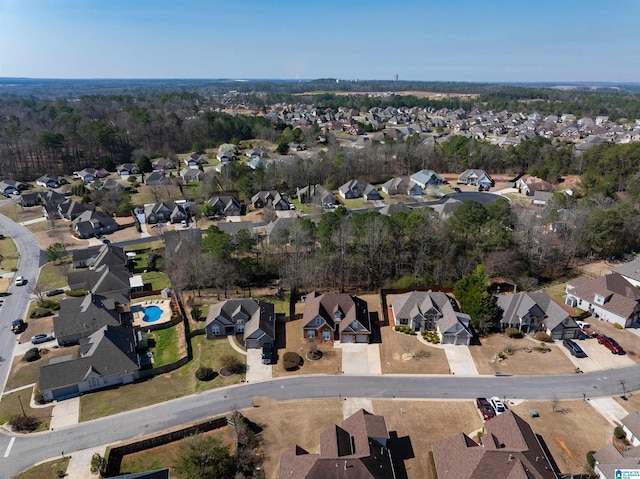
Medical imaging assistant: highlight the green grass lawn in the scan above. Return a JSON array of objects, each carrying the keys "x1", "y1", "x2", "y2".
[
  {"x1": 148, "y1": 327, "x2": 180, "y2": 366},
  {"x1": 0, "y1": 391, "x2": 54, "y2": 433},
  {"x1": 0, "y1": 236, "x2": 19, "y2": 273},
  {"x1": 141, "y1": 271, "x2": 171, "y2": 291},
  {"x1": 289, "y1": 198, "x2": 312, "y2": 214},
  {"x1": 37, "y1": 260, "x2": 71, "y2": 290},
  {"x1": 16, "y1": 457, "x2": 70, "y2": 479},
  {"x1": 79, "y1": 336, "x2": 245, "y2": 422}
]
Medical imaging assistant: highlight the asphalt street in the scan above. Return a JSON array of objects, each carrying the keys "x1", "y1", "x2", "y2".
[
  {"x1": 1, "y1": 367, "x2": 640, "y2": 477},
  {"x1": 0, "y1": 213, "x2": 44, "y2": 394}
]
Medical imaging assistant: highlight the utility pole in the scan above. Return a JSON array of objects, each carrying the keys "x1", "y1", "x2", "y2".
[{"x1": 17, "y1": 394, "x2": 26, "y2": 417}]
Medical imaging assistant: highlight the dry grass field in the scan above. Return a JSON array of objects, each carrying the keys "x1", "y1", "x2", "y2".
[
  {"x1": 379, "y1": 326, "x2": 450, "y2": 374},
  {"x1": 469, "y1": 333, "x2": 577, "y2": 375}
]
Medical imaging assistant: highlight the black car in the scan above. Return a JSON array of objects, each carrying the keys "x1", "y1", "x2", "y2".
[
  {"x1": 563, "y1": 339, "x2": 587, "y2": 358},
  {"x1": 45, "y1": 288, "x2": 64, "y2": 297},
  {"x1": 262, "y1": 342, "x2": 274, "y2": 365},
  {"x1": 11, "y1": 319, "x2": 26, "y2": 334}
]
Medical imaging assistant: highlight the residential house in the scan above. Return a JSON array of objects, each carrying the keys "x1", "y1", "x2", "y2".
[
  {"x1": 516, "y1": 175, "x2": 553, "y2": 195},
  {"x1": 71, "y1": 210, "x2": 118, "y2": 239},
  {"x1": 264, "y1": 217, "x2": 298, "y2": 244},
  {"x1": 432, "y1": 410, "x2": 558, "y2": 479},
  {"x1": 0, "y1": 179, "x2": 28, "y2": 196},
  {"x1": 75, "y1": 168, "x2": 107, "y2": 183},
  {"x1": 18, "y1": 192, "x2": 40, "y2": 207},
  {"x1": 390, "y1": 290, "x2": 472, "y2": 345},
  {"x1": 379, "y1": 202, "x2": 412, "y2": 216},
  {"x1": 621, "y1": 410, "x2": 640, "y2": 447},
  {"x1": 278, "y1": 409, "x2": 401, "y2": 479},
  {"x1": 296, "y1": 184, "x2": 338, "y2": 207},
  {"x1": 251, "y1": 191, "x2": 291, "y2": 210},
  {"x1": 216, "y1": 150, "x2": 236, "y2": 163},
  {"x1": 247, "y1": 157, "x2": 270, "y2": 170},
  {"x1": 205, "y1": 298, "x2": 275, "y2": 349},
  {"x1": 245, "y1": 148, "x2": 265, "y2": 160},
  {"x1": 613, "y1": 257, "x2": 640, "y2": 288},
  {"x1": 594, "y1": 411, "x2": 640, "y2": 478},
  {"x1": 184, "y1": 152, "x2": 206, "y2": 169},
  {"x1": 179, "y1": 168, "x2": 204, "y2": 183},
  {"x1": 57, "y1": 198, "x2": 92, "y2": 221},
  {"x1": 40, "y1": 190, "x2": 67, "y2": 219},
  {"x1": 39, "y1": 325, "x2": 139, "y2": 401},
  {"x1": 144, "y1": 171, "x2": 172, "y2": 186},
  {"x1": 565, "y1": 273, "x2": 640, "y2": 328},
  {"x1": 36, "y1": 174, "x2": 66, "y2": 188},
  {"x1": 117, "y1": 163, "x2": 140, "y2": 178},
  {"x1": 457, "y1": 169, "x2": 494, "y2": 187},
  {"x1": 532, "y1": 190, "x2": 554, "y2": 206},
  {"x1": 151, "y1": 158, "x2": 176, "y2": 171},
  {"x1": 302, "y1": 292, "x2": 371, "y2": 343},
  {"x1": 144, "y1": 201, "x2": 188, "y2": 224},
  {"x1": 497, "y1": 291, "x2": 580, "y2": 339},
  {"x1": 53, "y1": 293, "x2": 126, "y2": 346},
  {"x1": 68, "y1": 262, "x2": 132, "y2": 297},
  {"x1": 72, "y1": 243, "x2": 128, "y2": 269},
  {"x1": 216, "y1": 221, "x2": 263, "y2": 238},
  {"x1": 409, "y1": 169, "x2": 446, "y2": 188},
  {"x1": 429, "y1": 198, "x2": 463, "y2": 219},
  {"x1": 206, "y1": 196, "x2": 242, "y2": 216},
  {"x1": 338, "y1": 179, "x2": 381, "y2": 200},
  {"x1": 381, "y1": 177, "x2": 422, "y2": 196}
]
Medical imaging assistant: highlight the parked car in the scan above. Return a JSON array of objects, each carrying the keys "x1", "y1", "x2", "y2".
[
  {"x1": 14, "y1": 275, "x2": 26, "y2": 286},
  {"x1": 596, "y1": 334, "x2": 625, "y2": 354},
  {"x1": 45, "y1": 288, "x2": 65, "y2": 297},
  {"x1": 262, "y1": 342, "x2": 274, "y2": 365},
  {"x1": 453, "y1": 187, "x2": 462, "y2": 193},
  {"x1": 475, "y1": 397, "x2": 496, "y2": 421},
  {"x1": 489, "y1": 397, "x2": 507, "y2": 415},
  {"x1": 31, "y1": 333, "x2": 54, "y2": 344},
  {"x1": 11, "y1": 319, "x2": 26, "y2": 334},
  {"x1": 563, "y1": 338, "x2": 587, "y2": 358}
]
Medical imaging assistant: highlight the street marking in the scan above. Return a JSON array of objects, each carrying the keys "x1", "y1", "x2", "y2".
[{"x1": 3, "y1": 437, "x2": 15, "y2": 458}]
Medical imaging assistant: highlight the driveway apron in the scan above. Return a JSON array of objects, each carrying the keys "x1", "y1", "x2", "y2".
[{"x1": 443, "y1": 345, "x2": 479, "y2": 375}]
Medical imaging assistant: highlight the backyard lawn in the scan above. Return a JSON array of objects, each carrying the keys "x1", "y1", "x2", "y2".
[
  {"x1": 148, "y1": 327, "x2": 180, "y2": 366},
  {"x1": 141, "y1": 271, "x2": 171, "y2": 291}
]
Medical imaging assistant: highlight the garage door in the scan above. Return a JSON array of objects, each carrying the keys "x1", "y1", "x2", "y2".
[
  {"x1": 52, "y1": 384, "x2": 79, "y2": 401},
  {"x1": 342, "y1": 335, "x2": 355, "y2": 343},
  {"x1": 355, "y1": 334, "x2": 368, "y2": 343}
]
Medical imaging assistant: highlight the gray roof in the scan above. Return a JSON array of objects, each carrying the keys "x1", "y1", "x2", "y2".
[
  {"x1": 379, "y1": 202, "x2": 412, "y2": 216},
  {"x1": 39, "y1": 325, "x2": 139, "y2": 391},
  {"x1": 216, "y1": 221, "x2": 264, "y2": 236},
  {"x1": 205, "y1": 299, "x2": 275, "y2": 345},
  {"x1": 497, "y1": 291, "x2": 573, "y2": 332},
  {"x1": 72, "y1": 244, "x2": 127, "y2": 268},
  {"x1": 410, "y1": 169, "x2": 445, "y2": 187},
  {"x1": 614, "y1": 257, "x2": 640, "y2": 283},
  {"x1": 53, "y1": 293, "x2": 124, "y2": 341},
  {"x1": 68, "y1": 263, "x2": 131, "y2": 296},
  {"x1": 392, "y1": 290, "x2": 470, "y2": 337}
]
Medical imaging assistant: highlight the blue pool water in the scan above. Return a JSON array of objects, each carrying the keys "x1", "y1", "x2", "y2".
[{"x1": 142, "y1": 305, "x2": 163, "y2": 323}]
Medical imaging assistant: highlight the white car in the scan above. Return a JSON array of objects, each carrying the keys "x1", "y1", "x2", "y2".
[
  {"x1": 490, "y1": 397, "x2": 507, "y2": 415},
  {"x1": 15, "y1": 276, "x2": 26, "y2": 286}
]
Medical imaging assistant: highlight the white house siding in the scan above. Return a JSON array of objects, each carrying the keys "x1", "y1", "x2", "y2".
[{"x1": 565, "y1": 294, "x2": 628, "y2": 328}]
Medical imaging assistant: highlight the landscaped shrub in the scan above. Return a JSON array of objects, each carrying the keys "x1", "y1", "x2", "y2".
[
  {"x1": 586, "y1": 450, "x2": 596, "y2": 468},
  {"x1": 24, "y1": 348, "x2": 41, "y2": 362},
  {"x1": 614, "y1": 323, "x2": 623, "y2": 330},
  {"x1": 283, "y1": 352, "x2": 302, "y2": 371},
  {"x1": 37, "y1": 299, "x2": 60, "y2": 310},
  {"x1": 505, "y1": 328, "x2": 523, "y2": 338},
  {"x1": 534, "y1": 332, "x2": 552, "y2": 342},
  {"x1": 395, "y1": 326, "x2": 402, "y2": 331},
  {"x1": 220, "y1": 354, "x2": 245, "y2": 374},
  {"x1": 8, "y1": 415, "x2": 40, "y2": 432},
  {"x1": 30, "y1": 308, "x2": 52, "y2": 318},
  {"x1": 614, "y1": 426, "x2": 626, "y2": 439},
  {"x1": 65, "y1": 289, "x2": 86, "y2": 297},
  {"x1": 195, "y1": 366, "x2": 216, "y2": 381}
]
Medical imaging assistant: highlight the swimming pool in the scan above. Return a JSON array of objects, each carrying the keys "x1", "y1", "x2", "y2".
[{"x1": 142, "y1": 305, "x2": 163, "y2": 323}]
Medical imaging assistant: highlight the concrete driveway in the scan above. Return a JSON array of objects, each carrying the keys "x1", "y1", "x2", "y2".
[
  {"x1": 50, "y1": 396, "x2": 80, "y2": 430},
  {"x1": 339, "y1": 343, "x2": 382, "y2": 375},
  {"x1": 559, "y1": 338, "x2": 635, "y2": 373},
  {"x1": 245, "y1": 348, "x2": 272, "y2": 383},
  {"x1": 443, "y1": 345, "x2": 479, "y2": 375}
]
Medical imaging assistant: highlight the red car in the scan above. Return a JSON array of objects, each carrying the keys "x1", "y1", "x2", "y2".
[
  {"x1": 476, "y1": 397, "x2": 496, "y2": 421},
  {"x1": 597, "y1": 334, "x2": 625, "y2": 354}
]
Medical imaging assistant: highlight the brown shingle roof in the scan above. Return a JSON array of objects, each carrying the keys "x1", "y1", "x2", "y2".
[{"x1": 567, "y1": 273, "x2": 640, "y2": 319}]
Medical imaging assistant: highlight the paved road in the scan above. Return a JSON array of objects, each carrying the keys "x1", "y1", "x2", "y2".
[
  {"x1": 0, "y1": 214, "x2": 44, "y2": 394},
  {"x1": 2, "y1": 366, "x2": 640, "y2": 477}
]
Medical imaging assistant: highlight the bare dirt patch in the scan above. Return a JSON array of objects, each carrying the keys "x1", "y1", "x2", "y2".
[
  {"x1": 469, "y1": 334, "x2": 577, "y2": 375},
  {"x1": 32, "y1": 222, "x2": 88, "y2": 250},
  {"x1": 272, "y1": 320, "x2": 342, "y2": 377},
  {"x1": 509, "y1": 400, "x2": 610, "y2": 475},
  {"x1": 242, "y1": 398, "x2": 344, "y2": 479},
  {"x1": 373, "y1": 400, "x2": 483, "y2": 479},
  {"x1": 379, "y1": 326, "x2": 450, "y2": 374}
]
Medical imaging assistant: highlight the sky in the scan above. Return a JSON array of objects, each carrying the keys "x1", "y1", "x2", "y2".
[{"x1": 0, "y1": 0, "x2": 639, "y2": 83}]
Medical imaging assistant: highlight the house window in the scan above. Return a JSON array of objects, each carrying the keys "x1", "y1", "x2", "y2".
[
  {"x1": 315, "y1": 317, "x2": 322, "y2": 326},
  {"x1": 212, "y1": 325, "x2": 220, "y2": 336},
  {"x1": 322, "y1": 330, "x2": 330, "y2": 341},
  {"x1": 594, "y1": 294, "x2": 605, "y2": 306},
  {"x1": 89, "y1": 377, "x2": 99, "y2": 387},
  {"x1": 399, "y1": 318, "x2": 409, "y2": 326},
  {"x1": 307, "y1": 330, "x2": 316, "y2": 338}
]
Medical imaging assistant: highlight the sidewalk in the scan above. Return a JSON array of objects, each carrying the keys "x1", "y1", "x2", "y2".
[{"x1": 64, "y1": 446, "x2": 106, "y2": 479}]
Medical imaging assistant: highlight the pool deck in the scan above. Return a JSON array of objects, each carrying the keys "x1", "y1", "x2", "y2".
[{"x1": 131, "y1": 299, "x2": 173, "y2": 328}]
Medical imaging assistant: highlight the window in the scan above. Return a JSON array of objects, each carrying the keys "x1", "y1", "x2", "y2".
[
  {"x1": 89, "y1": 377, "x2": 99, "y2": 387},
  {"x1": 315, "y1": 317, "x2": 322, "y2": 326},
  {"x1": 594, "y1": 294, "x2": 605, "y2": 306},
  {"x1": 212, "y1": 325, "x2": 220, "y2": 336},
  {"x1": 307, "y1": 330, "x2": 316, "y2": 338},
  {"x1": 323, "y1": 330, "x2": 330, "y2": 340}
]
